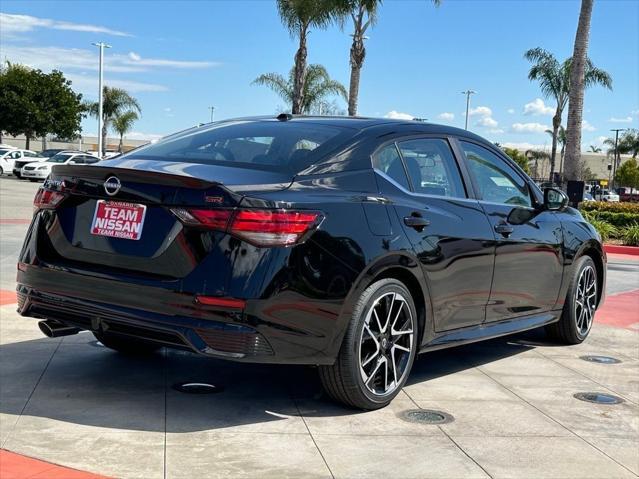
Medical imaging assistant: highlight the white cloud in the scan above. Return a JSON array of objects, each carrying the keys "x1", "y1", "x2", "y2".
[
  {"x1": 631, "y1": 110, "x2": 639, "y2": 117},
  {"x1": 384, "y1": 110, "x2": 414, "y2": 120},
  {"x1": 477, "y1": 116, "x2": 498, "y2": 128},
  {"x1": 2, "y1": 45, "x2": 219, "y2": 74},
  {"x1": 0, "y1": 12, "x2": 131, "y2": 38},
  {"x1": 437, "y1": 112, "x2": 455, "y2": 121},
  {"x1": 124, "y1": 131, "x2": 164, "y2": 141},
  {"x1": 582, "y1": 120, "x2": 596, "y2": 132},
  {"x1": 469, "y1": 106, "x2": 492, "y2": 117},
  {"x1": 66, "y1": 73, "x2": 168, "y2": 94},
  {"x1": 501, "y1": 142, "x2": 549, "y2": 151},
  {"x1": 488, "y1": 128, "x2": 505, "y2": 134},
  {"x1": 609, "y1": 116, "x2": 633, "y2": 123},
  {"x1": 511, "y1": 122, "x2": 549, "y2": 134},
  {"x1": 507, "y1": 108, "x2": 515, "y2": 114},
  {"x1": 523, "y1": 98, "x2": 554, "y2": 116}
]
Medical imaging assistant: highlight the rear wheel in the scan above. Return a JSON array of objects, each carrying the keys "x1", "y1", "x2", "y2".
[
  {"x1": 93, "y1": 331, "x2": 160, "y2": 355},
  {"x1": 319, "y1": 278, "x2": 418, "y2": 410},
  {"x1": 546, "y1": 256, "x2": 598, "y2": 344}
]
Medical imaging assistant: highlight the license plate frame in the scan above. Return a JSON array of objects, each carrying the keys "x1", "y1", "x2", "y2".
[{"x1": 90, "y1": 200, "x2": 147, "y2": 241}]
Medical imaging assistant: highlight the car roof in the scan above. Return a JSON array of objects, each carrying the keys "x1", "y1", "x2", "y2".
[{"x1": 212, "y1": 115, "x2": 492, "y2": 144}]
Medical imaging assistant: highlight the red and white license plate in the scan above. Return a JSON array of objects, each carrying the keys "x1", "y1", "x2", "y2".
[{"x1": 90, "y1": 200, "x2": 147, "y2": 241}]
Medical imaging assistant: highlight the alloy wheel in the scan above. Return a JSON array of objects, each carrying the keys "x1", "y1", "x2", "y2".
[
  {"x1": 574, "y1": 265, "x2": 597, "y2": 336},
  {"x1": 358, "y1": 291, "x2": 414, "y2": 397}
]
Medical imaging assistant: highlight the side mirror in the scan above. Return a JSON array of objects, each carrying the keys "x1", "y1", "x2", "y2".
[{"x1": 544, "y1": 187, "x2": 568, "y2": 211}]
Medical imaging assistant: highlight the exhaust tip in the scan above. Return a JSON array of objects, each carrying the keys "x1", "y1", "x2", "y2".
[{"x1": 38, "y1": 320, "x2": 80, "y2": 338}]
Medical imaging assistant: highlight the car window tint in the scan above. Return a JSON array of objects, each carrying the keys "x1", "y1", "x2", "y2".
[
  {"x1": 25, "y1": 151, "x2": 38, "y2": 157},
  {"x1": 373, "y1": 143, "x2": 411, "y2": 190},
  {"x1": 461, "y1": 141, "x2": 532, "y2": 207},
  {"x1": 397, "y1": 139, "x2": 466, "y2": 198},
  {"x1": 125, "y1": 121, "x2": 352, "y2": 174}
]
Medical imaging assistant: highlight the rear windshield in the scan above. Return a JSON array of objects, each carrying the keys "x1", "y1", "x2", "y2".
[
  {"x1": 47, "y1": 153, "x2": 73, "y2": 163},
  {"x1": 120, "y1": 120, "x2": 353, "y2": 174}
]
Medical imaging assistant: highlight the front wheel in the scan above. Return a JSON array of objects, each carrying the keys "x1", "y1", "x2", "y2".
[
  {"x1": 319, "y1": 278, "x2": 418, "y2": 410},
  {"x1": 546, "y1": 256, "x2": 598, "y2": 344}
]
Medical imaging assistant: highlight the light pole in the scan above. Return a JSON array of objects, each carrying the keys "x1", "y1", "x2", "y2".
[
  {"x1": 209, "y1": 106, "x2": 216, "y2": 123},
  {"x1": 462, "y1": 90, "x2": 476, "y2": 130},
  {"x1": 610, "y1": 128, "x2": 626, "y2": 189},
  {"x1": 92, "y1": 42, "x2": 111, "y2": 157}
]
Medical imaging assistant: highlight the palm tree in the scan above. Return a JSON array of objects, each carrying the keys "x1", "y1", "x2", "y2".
[
  {"x1": 276, "y1": 0, "x2": 340, "y2": 114},
  {"x1": 545, "y1": 125, "x2": 567, "y2": 177},
  {"x1": 253, "y1": 64, "x2": 347, "y2": 114},
  {"x1": 524, "y1": 46, "x2": 611, "y2": 181},
  {"x1": 86, "y1": 86, "x2": 141, "y2": 156},
  {"x1": 340, "y1": 0, "x2": 440, "y2": 116},
  {"x1": 525, "y1": 149, "x2": 550, "y2": 179},
  {"x1": 618, "y1": 129, "x2": 639, "y2": 159},
  {"x1": 588, "y1": 145, "x2": 602, "y2": 153},
  {"x1": 112, "y1": 111, "x2": 138, "y2": 153},
  {"x1": 564, "y1": 0, "x2": 594, "y2": 181}
]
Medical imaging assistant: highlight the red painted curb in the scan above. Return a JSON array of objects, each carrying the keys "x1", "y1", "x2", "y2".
[
  {"x1": 0, "y1": 290, "x2": 17, "y2": 306},
  {"x1": 595, "y1": 289, "x2": 639, "y2": 330},
  {"x1": 0, "y1": 449, "x2": 109, "y2": 479},
  {"x1": 604, "y1": 244, "x2": 639, "y2": 256}
]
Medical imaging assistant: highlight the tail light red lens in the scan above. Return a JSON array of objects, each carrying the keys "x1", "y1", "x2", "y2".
[
  {"x1": 33, "y1": 188, "x2": 66, "y2": 212},
  {"x1": 171, "y1": 208, "x2": 322, "y2": 247}
]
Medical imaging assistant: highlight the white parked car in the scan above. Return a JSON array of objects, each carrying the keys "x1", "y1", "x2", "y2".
[
  {"x1": 21, "y1": 151, "x2": 100, "y2": 181},
  {"x1": 594, "y1": 189, "x2": 620, "y2": 202},
  {"x1": 0, "y1": 149, "x2": 40, "y2": 176}
]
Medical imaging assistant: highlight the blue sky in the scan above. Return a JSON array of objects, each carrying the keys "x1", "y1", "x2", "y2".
[{"x1": 1, "y1": 0, "x2": 637, "y2": 150}]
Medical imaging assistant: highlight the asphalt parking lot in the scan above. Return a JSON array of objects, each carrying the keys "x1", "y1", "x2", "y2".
[{"x1": 0, "y1": 175, "x2": 637, "y2": 479}]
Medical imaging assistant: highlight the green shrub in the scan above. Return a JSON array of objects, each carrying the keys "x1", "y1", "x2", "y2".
[
  {"x1": 621, "y1": 224, "x2": 639, "y2": 246},
  {"x1": 590, "y1": 211, "x2": 639, "y2": 228},
  {"x1": 587, "y1": 219, "x2": 617, "y2": 242},
  {"x1": 580, "y1": 201, "x2": 639, "y2": 214}
]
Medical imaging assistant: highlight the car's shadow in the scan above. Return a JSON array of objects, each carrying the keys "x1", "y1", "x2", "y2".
[{"x1": 0, "y1": 328, "x2": 551, "y2": 433}]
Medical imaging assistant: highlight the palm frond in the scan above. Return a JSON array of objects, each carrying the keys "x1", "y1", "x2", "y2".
[
  {"x1": 112, "y1": 111, "x2": 138, "y2": 137},
  {"x1": 252, "y1": 72, "x2": 293, "y2": 105}
]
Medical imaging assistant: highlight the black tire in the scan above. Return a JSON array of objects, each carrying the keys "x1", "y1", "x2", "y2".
[
  {"x1": 93, "y1": 331, "x2": 160, "y2": 355},
  {"x1": 546, "y1": 256, "x2": 598, "y2": 344},
  {"x1": 319, "y1": 278, "x2": 418, "y2": 410}
]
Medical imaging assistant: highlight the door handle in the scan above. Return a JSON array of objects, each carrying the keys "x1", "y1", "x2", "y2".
[
  {"x1": 404, "y1": 213, "x2": 430, "y2": 231},
  {"x1": 494, "y1": 222, "x2": 514, "y2": 237}
]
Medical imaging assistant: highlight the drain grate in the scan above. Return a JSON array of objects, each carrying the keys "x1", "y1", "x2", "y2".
[
  {"x1": 580, "y1": 355, "x2": 621, "y2": 364},
  {"x1": 173, "y1": 382, "x2": 223, "y2": 394},
  {"x1": 399, "y1": 409, "x2": 454, "y2": 425},
  {"x1": 573, "y1": 392, "x2": 624, "y2": 405}
]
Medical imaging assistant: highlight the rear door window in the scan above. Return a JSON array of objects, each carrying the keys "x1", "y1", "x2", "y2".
[
  {"x1": 373, "y1": 143, "x2": 411, "y2": 190},
  {"x1": 397, "y1": 138, "x2": 466, "y2": 198}
]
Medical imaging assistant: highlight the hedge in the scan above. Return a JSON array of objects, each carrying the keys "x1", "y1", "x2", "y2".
[
  {"x1": 586, "y1": 211, "x2": 639, "y2": 228},
  {"x1": 580, "y1": 201, "x2": 639, "y2": 214}
]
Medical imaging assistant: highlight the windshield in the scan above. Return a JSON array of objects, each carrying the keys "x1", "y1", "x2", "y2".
[
  {"x1": 47, "y1": 153, "x2": 73, "y2": 163},
  {"x1": 120, "y1": 120, "x2": 354, "y2": 174},
  {"x1": 40, "y1": 149, "x2": 63, "y2": 158}
]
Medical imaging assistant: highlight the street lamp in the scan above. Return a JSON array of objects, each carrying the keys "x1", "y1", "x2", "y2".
[
  {"x1": 461, "y1": 90, "x2": 476, "y2": 130},
  {"x1": 209, "y1": 106, "x2": 216, "y2": 123},
  {"x1": 92, "y1": 42, "x2": 111, "y2": 157},
  {"x1": 610, "y1": 128, "x2": 626, "y2": 189}
]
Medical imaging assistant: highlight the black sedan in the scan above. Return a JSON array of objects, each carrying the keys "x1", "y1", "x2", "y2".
[{"x1": 17, "y1": 116, "x2": 606, "y2": 409}]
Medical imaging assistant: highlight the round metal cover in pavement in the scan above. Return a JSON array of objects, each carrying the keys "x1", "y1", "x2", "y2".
[
  {"x1": 573, "y1": 392, "x2": 624, "y2": 405},
  {"x1": 399, "y1": 409, "x2": 454, "y2": 425},
  {"x1": 579, "y1": 355, "x2": 622, "y2": 364},
  {"x1": 173, "y1": 382, "x2": 223, "y2": 394}
]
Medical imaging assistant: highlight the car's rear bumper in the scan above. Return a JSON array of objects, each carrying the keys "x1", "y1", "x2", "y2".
[{"x1": 16, "y1": 263, "x2": 341, "y2": 365}]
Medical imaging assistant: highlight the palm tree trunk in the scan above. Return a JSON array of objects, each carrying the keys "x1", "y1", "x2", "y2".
[
  {"x1": 348, "y1": 12, "x2": 366, "y2": 117},
  {"x1": 559, "y1": 143, "x2": 566, "y2": 182},
  {"x1": 292, "y1": 24, "x2": 308, "y2": 115},
  {"x1": 25, "y1": 136, "x2": 30, "y2": 150},
  {"x1": 564, "y1": 0, "x2": 594, "y2": 182},
  {"x1": 549, "y1": 112, "x2": 560, "y2": 181},
  {"x1": 119, "y1": 134, "x2": 123, "y2": 153},
  {"x1": 101, "y1": 121, "x2": 108, "y2": 157}
]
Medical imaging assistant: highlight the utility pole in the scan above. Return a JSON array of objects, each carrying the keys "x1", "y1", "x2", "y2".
[
  {"x1": 462, "y1": 90, "x2": 476, "y2": 130},
  {"x1": 209, "y1": 106, "x2": 216, "y2": 123},
  {"x1": 92, "y1": 42, "x2": 111, "y2": 158},
  {"x1": 610, "y1": 128, "x2": 626, "y2": 190}
]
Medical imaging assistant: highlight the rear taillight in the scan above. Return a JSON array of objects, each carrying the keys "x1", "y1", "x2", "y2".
[
  {"x1": 171, "y1": 208, "x2": 322, "y2": 247},
  {"x1": 33, "y1": 188, "x2": 66, "y2": 212}
]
